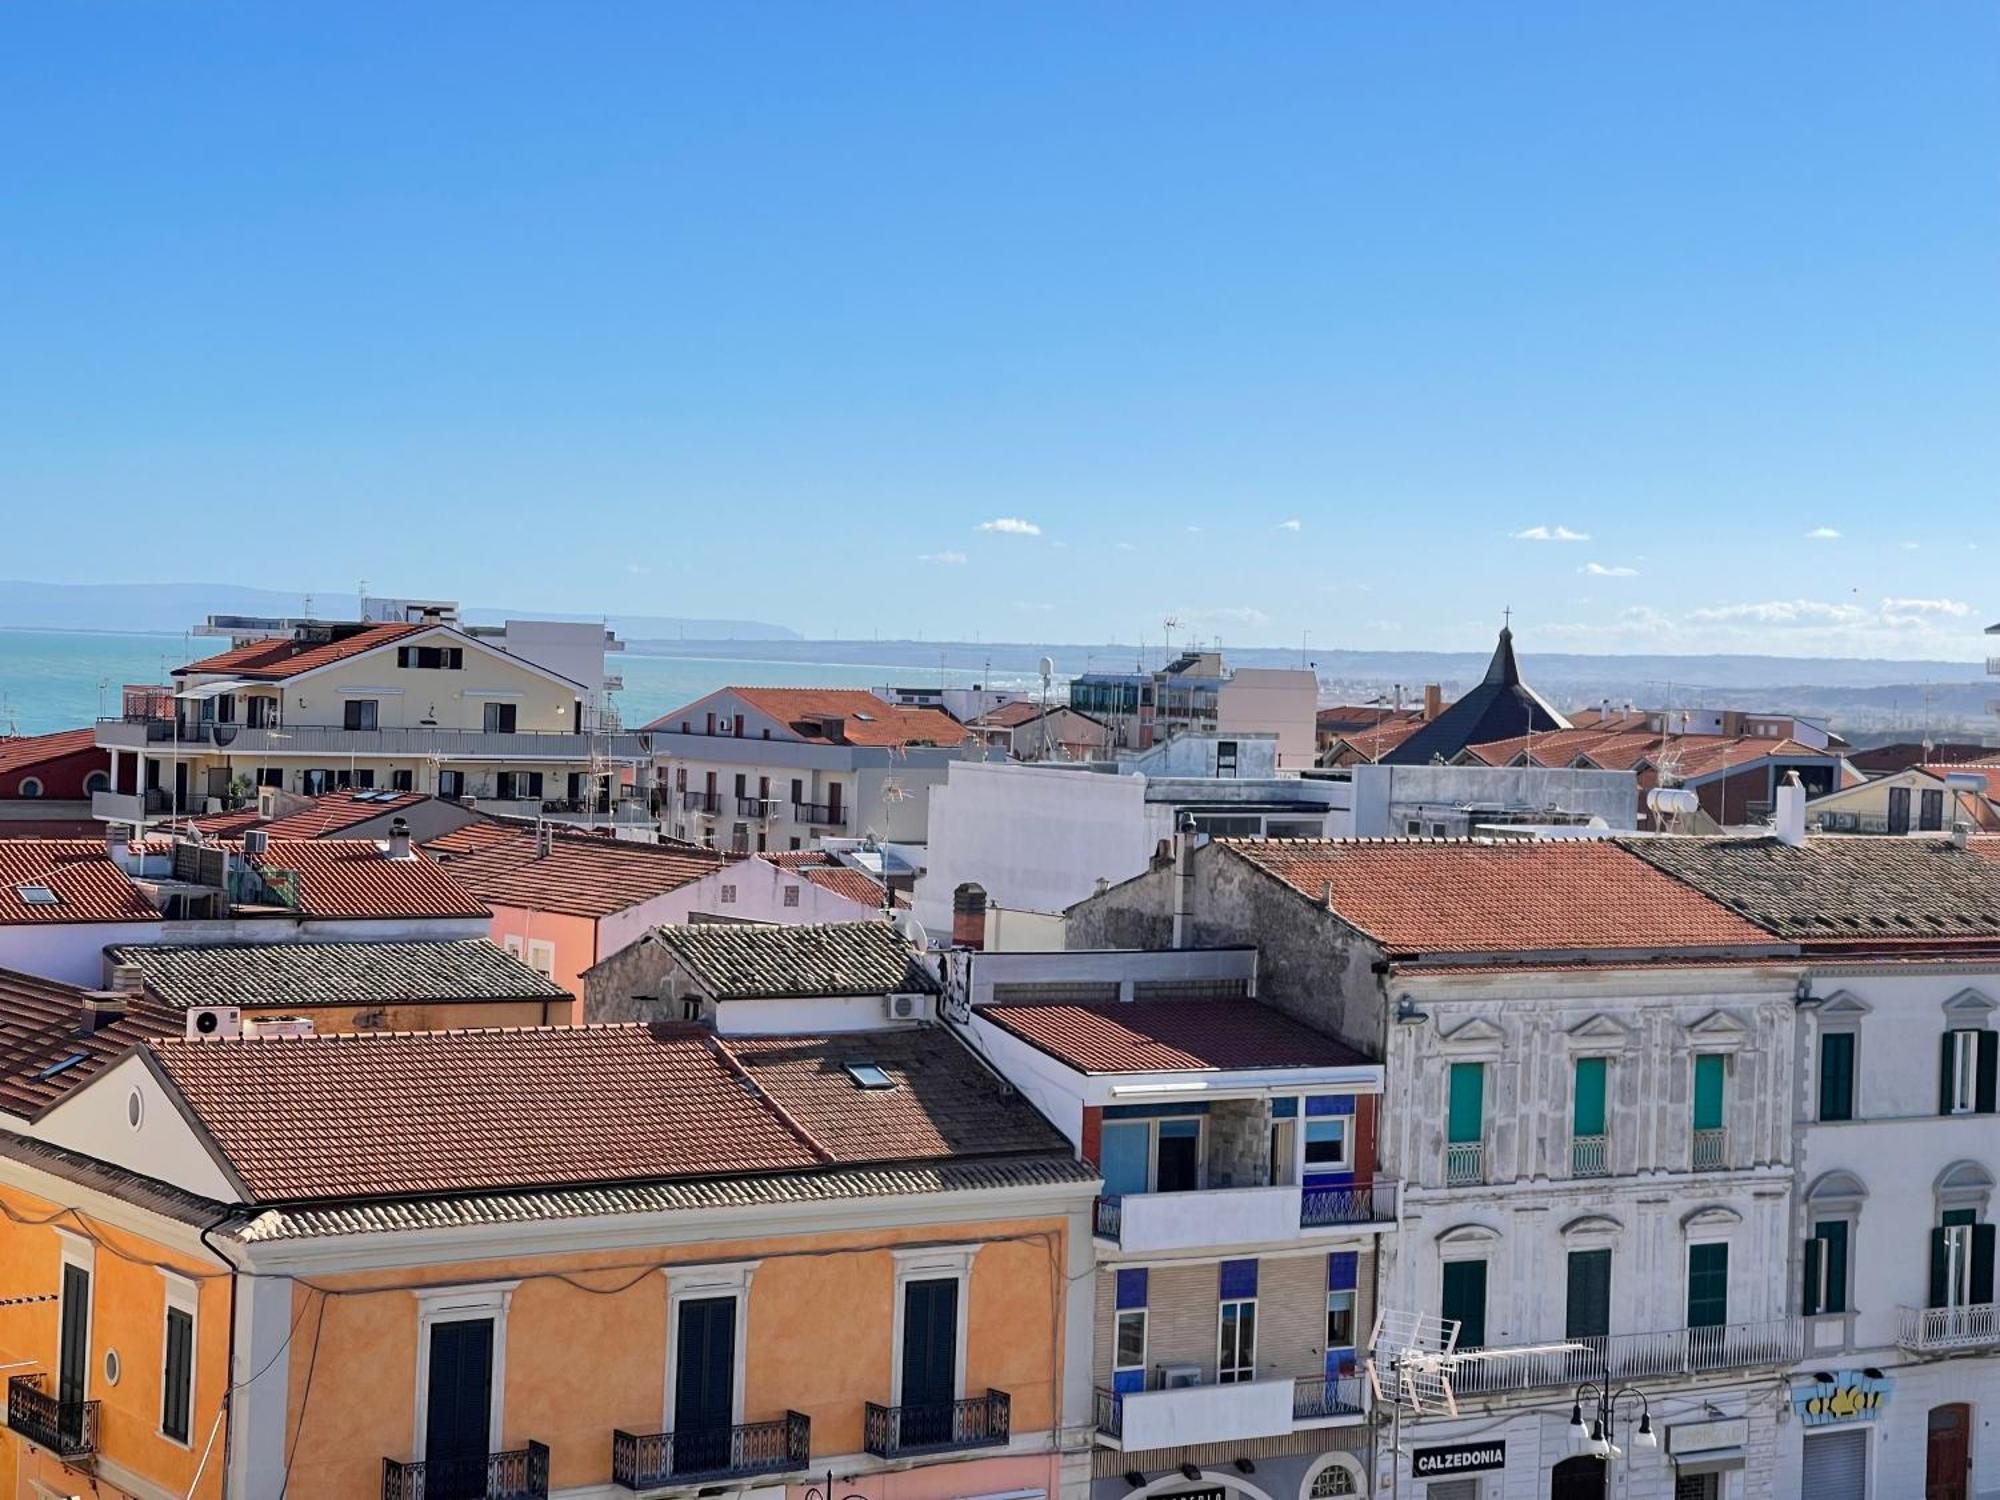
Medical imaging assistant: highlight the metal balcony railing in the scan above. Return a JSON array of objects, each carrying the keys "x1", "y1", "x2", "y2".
[
  {"x1": 1691, "y1": 1128, "x2": 1728, "y2": 1171},
  {"x1": 1899, "y1": 1303, "x2": 2000, "y2": 1354},
  {"x1": 6, "y1": 1374, "x2": 97, "y2": 1462},
  {"x1": 612, "y1": 1414, "x2": 809, "y2": 1489},
  {"x1": 682, "y1": 790, "x2": 720, "y2": 814},
  {"x1": 737, "y1": 796, "x2": 783, "y2": 818},
  {"x1": 1444, "y1": 1141, "x2": 1485, "y2": 1186},
  {"x1": 794, "y1": 801, "x2": 849, "y2": 827},
  {"x1": 1292, "y1": 1373, "x2": 1368, "y2": 1420},
  {"x1": 1571, "y1": 1135, "x2": 1610, "y2": 1178},
  {"x1": 1446, "y1": 1319, "x2": 1806, "y2": 1398},
  {"x1": 1093, "y1": 1195, "x2": 1122, "y2": 1239},
  {"x1": 863, "y1": 1390, "x2": 1009, "y2": 1457},
  {"x1": 1300, "y1": 1180, "x2": 1399, "y2": 1227},
  {"x1": 382, "y1": 1441, "x2": 549, "y2": 1500}
]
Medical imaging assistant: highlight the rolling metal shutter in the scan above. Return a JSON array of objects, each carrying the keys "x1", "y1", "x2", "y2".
[{"x1": 1801, "y1": 1428, "x2": 1868, "y2": 1500}]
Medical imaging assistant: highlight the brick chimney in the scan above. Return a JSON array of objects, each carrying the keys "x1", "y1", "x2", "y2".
[
  {"x1": 951, "y1": 883, "x2": 988, "y2": 950},
  {"x1": 1423, "y1": 684, "x2": 1443, "y2": 722}
]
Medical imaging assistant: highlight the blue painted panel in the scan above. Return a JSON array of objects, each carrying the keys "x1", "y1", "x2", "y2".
[
  {"x1": 1306, "y1": 1094, "x2": 1356, "y2": 1117},
  {"x1": 1104, "y1": 1101, "x2": 1211, "y2": 1120},
  {"x1": 1100, "y1": 1123, "x2": 1150, "y2": 1197},
  {"x1": 1271, "y1": 1098, "x2": 1299, "y2": 1119},
  {"x1": 1113, "y1": 1368, "x2": 1145, "y2": 1396},
  {"x1": 1219, "y1": 1259, "x2": 1258, "y2": 1299},
  {"x1": 1325, "y1": 1346, "x2": 1356, "y2": 1378},
  {"x1": 1158, "y1": 1119, "x2": 1200, "y2": 1140},
  {"x1": 1328, "y1": 1252, "x2": 1358, "y2": 1291},
  {"x1": 1305, "y1": 1170, "x2": 1356, "y2": 1190},
  {"x1": 1116, "y1": 1267, "x2": 1148, "y2": 1310}
]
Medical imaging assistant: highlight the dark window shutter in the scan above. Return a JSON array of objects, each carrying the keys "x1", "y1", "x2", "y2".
[
  {"x1": 1931, "y1": 1227, "x2": 1951, "y2": 1308},
  {"x1": 1975, "y1": 1225, "x2": 1997, "y2": 1304},
  {"x1": 1565, "y1": 1249, "x2": 1611, "y2": 1339},
  {"x1": 162, "y1": 1306, "x2": 194, "y2": 1441},
  {"x1": 1802, "y1": 1237, "x2": 1824, "y2": 1316},
  {"x1": 1818, "y1": 1033, "x2": 1854, "y2": 1122},
  {"x1": 1977, "y1": 1032, "x2": 1998, "y2": 1115},
  {"x1": 1941, "y1": 1034, "x2": 1957, "y2": 1115}
]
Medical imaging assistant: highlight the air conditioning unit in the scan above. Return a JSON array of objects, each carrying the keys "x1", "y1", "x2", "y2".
[
  {"x1": 1159, "y1": 1364, "x2": 1203, "y2": 1389},
  {"x1": 244, "y1": 1016, "x2": 316, "y2": 1040},
  {"x1": 185, "y1": 1006, "x2": 242, "y2": 1041},
  {"x1": 243, "y1": 829, "x2": 270, "y2": 857},
  {"x1": 885, "y1": 993, "x2": 927, "y2": 1022}
]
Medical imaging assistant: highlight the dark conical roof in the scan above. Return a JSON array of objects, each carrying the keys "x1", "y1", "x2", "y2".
[{"x1": 1381, "y1": 627, "x2": 1570, "y2": 765}]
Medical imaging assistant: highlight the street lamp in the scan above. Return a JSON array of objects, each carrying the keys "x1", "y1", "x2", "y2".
[
  {"x1": 802, "y1": 1471, "x2": 868, "y2": 1500},
  {"x1": 1569, "y1": 1382, "x2": 1656, "y2": 1465}
]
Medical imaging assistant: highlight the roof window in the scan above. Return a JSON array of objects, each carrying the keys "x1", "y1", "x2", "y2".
[
  {"x1": 13, "y1": 883, "x2": 59, "y2": 907},
  {"x1": 36, "y1": 1053, "x2": 89, "y2": 1081},
  {"x1": 844, "y1": 1062, "x2": 897, "y2": 1090}
]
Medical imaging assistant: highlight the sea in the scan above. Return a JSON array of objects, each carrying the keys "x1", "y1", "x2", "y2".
[{"x1": 0, "y1": 628, "x2": 951, "y2": 737}]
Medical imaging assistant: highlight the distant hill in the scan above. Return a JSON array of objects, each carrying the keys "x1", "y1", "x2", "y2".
[{"x1": 0, "y1": 581, "x2": 799, "y2": 642}]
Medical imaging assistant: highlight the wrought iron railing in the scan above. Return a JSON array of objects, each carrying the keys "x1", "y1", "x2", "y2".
[
  {"x1": 1444, "y1": 1141, "x2": 1485, "y2": 1186},
  {"x1": 1446, "y1": 1319, "x2": 1805, "y2": 1397},
  {"x1": 382, "y1": 1441, "x2": 550, "y2": 1500},
  {"x1": 611, "y1": 1413, "x2": 809, "y2": 1488},
  {"x1": 737, "y1": 796, "x2": 783, "y2": 818},
  {"x1": 794, "y1": 801, "x2": 848, "y2": 827},
  {"x1": 1691, "y1": 1127, "x2": 1728, "y2": 1171},
  {"x1": 682, "y1": 790, "x2": 720, "y2": 814},
  {"x1": 1571, "y1": 1134, "x2": 1610, "y2": 1177},
  {"x1": 1094, "y1": 1387, "x2": 1125, "y2": 1438},
  {"x1": 1292, "y1": 1373, "x2": 1367, "y2": 1420},
  {"x1": 1093, "y1": 1195, "x2": 1123, "y2": 1239},
  {"x1": 1899, "y1": 1303, "x2": 2000, "y2": 1353},
  {"x1": 6, "y1": 1374, "x2": 98, "y2": 1461},
  {"x1": 1301, "y1": 1180, "x2": 1399, "y2": 1226},
  {"x1": 863, "y1": 1389, "x2": 1009, "y2": 1457}
]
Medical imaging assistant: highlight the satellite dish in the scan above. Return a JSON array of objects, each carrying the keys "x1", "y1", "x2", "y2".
[{"x1": 892, "y1": 909, "x2": 933, "y2": 952}]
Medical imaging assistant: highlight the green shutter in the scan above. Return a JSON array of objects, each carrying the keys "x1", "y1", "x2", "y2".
[
  {"x1": 1687, "y1": 1242, "x2": 1729, "y2": 1328},
  {"x1": 1811, "y1": 1221, "x2": 1848, "y2": 1315},
  {"x1": 1978, "y1": 1032, "x2": 1998, "y2": 1115},
  {"x1": 1441, "y1": 1259, "x2": 1487, "y2": 1351},
  {"x1": 1942, "y1": 1033, "x2": 1959, "y2": 1115},
  {"x1": 1931, "y1": 1227, "x2": 1953, "y2": 1309},
  {"x1": 1818, "y1": 1033, "x2": 1854, "y2": 1123},
  {"x1": 1801, "y1": 1237, "x2": 1823, "y2": 1317},
  {"x1": 1447, "y1": 1063, "x2": 1484, "y2": 1145},
  {"x1": 1692, "y1": 1054, "x2": 1725, "y2": 1132},
  {"x1": 1565, "y1": 1249, "x2": 1611, "y2": 1339},
  {"x1": 1572, "y1": 1057, "x2": 1607, "y2": 1137},
  {"x1": 1976, "y1": 1224, "x2": 1997, "y2": 1305}
]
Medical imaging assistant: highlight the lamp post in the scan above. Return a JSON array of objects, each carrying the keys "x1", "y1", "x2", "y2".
[
  {"x1": 801, "y1": 1471, "x2": 868, "y2": 1500},
  {"x1": 1568, "y1": 1383, "x2": 1656, "y2": 1493}
]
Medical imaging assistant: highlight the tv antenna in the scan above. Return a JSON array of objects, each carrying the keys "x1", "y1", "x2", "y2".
[{"x1": 1161, "y1": 616, "x2": 1182, "y2": 658}]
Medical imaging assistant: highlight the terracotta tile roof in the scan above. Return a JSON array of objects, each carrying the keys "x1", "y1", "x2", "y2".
[
  {"x1": 1325, "y1": 718, "x2": 1427, "y2": 761},
  {"x1": 0, "y1": 840, "x2": 159, "y2": 925},
  {"x1": 257, "y1": 789, "x2": 432, "y2": 839},
  {"x1": 651, "y1": 920, "x2": 938, "y2": 999},
  {"x1": 646, "y1": 688, "x2": 973, "y2": 748},
  {"x1": 1622, "y1": 835, "x2": 2000, "y2": 946},
  {"x1": 800, "y1": 865, "x2": 898, "y2": 910},
  {"x1": 0, "y1": 729, "x2": 101, "y2": 774},
  {"x1": 722, "y1": 1029, "x2": 1072, "y2": 1161},
  {"x1": 174, "y1": 622, "x2": 425, "y2": 681},
  {"x1": 763, "y1": 850, "x2": 835, "y2": 870},
  {"x1": 1318, "y1": 705, "x2": 1425, "y2": 733},
  {"x1": 983, "y1": 998, "x2": 1371, "y2": 1073},
  {"x1": 1462, "y1": 728, "x2": 1836, "y2": 779},
  {"x1": 432, "y1": 831, "x2": 726, "y2": 918},
  {"x1": 237, "y1": 839, "x2": 489, "y2": 921},
  {"x1": 0, "y1": 968, "x2": 181, "y2": 1118},
  {"x1": 421, "y1": 820, "x2": 524, "y2": 858},
  {"x1": 105, "y1": 939, "x2": 568, "y2": 1009},
  {"x1": 970, "y1": 700, "x2": 1046, "y2": 729},
  {"x1": 1224, "y1": 838, "x2": 1777, "y2": 957},
  {"x1": 174, "y1": 807, "x2": 268, "y2": 838},
  {"x1": 147, "y1": 1022, "x2": 1069, "y2": 1203}
]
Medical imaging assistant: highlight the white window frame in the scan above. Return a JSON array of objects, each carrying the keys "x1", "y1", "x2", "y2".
[
  {"x1": 890, "y1": 1246, "x2": 978, "y2": 1408},
  {"x1": 525, "y1": 939, "x2": 556, "y2": 979},
  {"x1": 1299, "y1": 1454, "x2": 1368, "y2": 1499},
  {"x1": 17, "y1": 777, "x2": 42, "y2": 799},
  {"x1": 502, "y1": 934, "x2": 524, "y2": 959},
  {"x1": 1100, "y1": 1117, "x2": 1208, "y2": 1194},
  {"x1": 1217, "y1": 1294, "x2": 1258, "y2": 1383},
  {"x1": 1326, "y1": 1288, "x2": 1356, "y2": 1352},
  {"x1": 782, "y1": 885, "x2": 800, "y2": 909},
  {"x1": 159, "y1": 1269, "x2": 199, "y2": 1448},
  {"x1": 1304, "y1": 1117, "x2": 1351, "y2": 1173},
  {"x1": 1950, "y1": 1029, "x2": 1980, "y2": 1115},
  {"x1": 662, "y1": 1261, "x2": 757, "y2": 1432},
  {"x1": 1944, "y1": 1221, "x2": 1977, "y2": 1308},
  {"x1": 1113, "y1": 1308, "x2": 1148, "y2": 1375},
  {"x1": 57, "y1": 1230, "x2": 94, "y2": 1401},
  {"x1": 412, "y1": 1281, "x2": 517, "y2": 1462}
]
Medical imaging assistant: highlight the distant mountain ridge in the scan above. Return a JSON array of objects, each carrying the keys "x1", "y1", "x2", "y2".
[{"x1": 0, "y1": 580, "x2": 800, "y2": 642}]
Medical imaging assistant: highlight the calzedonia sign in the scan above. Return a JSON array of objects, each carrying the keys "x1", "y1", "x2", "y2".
[{"x1": 1411, "y1": 1441, "x2": 1506, "y2": 1478}]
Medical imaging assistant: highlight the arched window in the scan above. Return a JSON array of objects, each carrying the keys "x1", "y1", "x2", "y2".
[
  {"x1": 84, "y1": 771, "x2": 109, "y2": 795},
  {"x1": 16, "y1": 777, "x2": 42, "y2": 799},
  {"x1": 1302, "y1": 1455, "x2": 1365, "y2": 1499}
]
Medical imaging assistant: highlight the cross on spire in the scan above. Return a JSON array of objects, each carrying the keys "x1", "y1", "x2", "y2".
[{"x1": 1502, "y1": 605, "x2": 1513, "y2": 630}]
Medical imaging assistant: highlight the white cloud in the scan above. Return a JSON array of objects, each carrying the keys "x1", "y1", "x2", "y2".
[
  {"x1": 1512, "y1": 525, "x2": 1590, "y2": 542},
  {"x1": 1581, "y1": 562, "x2": 1639, "y2": 578},
  {"x1": 917, "y1": 550, "x2": 967, "y2": 565},
  {"x1": 1881, "y1": 596, "x2": 1972, "y2": 618},
  {"x1": 978, "y1": 517, "x2": 1041, "y2": 536},
  {"x1": 1688, "y1": 599, "x2": 1869, "y2": 625},
  {"x1": 1805, "y1": 526, "x2": 1842, "y2": 540},
  {"x1": 1900, "y1": 541, "x2": 1921, "y2": 551},
  {"x1": 1278, "y1": 519, "x2": 1302, "y2": 532},
  {"x1": 1114, "y1": 541, "x2": 1138, "y2": 552},
  {"x1": 624, "y1": 563, "x2": 650, "y2": 575},
  {"x1": 1184, "y1": 605, "x2": 1272, "y2": 628},
  {"x1": 1186, "y1": 525, "x2": 1203, "y2": 535}
]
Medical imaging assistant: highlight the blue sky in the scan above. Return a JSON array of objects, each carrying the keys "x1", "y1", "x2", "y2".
[{"x1": 3, "y1": 3, "x2": 1995, "y2": 657}]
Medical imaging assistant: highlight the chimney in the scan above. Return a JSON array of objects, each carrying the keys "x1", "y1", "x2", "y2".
[
  {"x1": 951, "y1": 883, "x2": 987, "y2": 950},
  {"x1": 77, "y1": 991, "x2": 126, "y2": 1037},
  {"x1": 109, "y1": 962, "x2": 145, "y2": 995},
  {"x1": 535, "y1": 823, "x2": 554, "y2": 859},
  {"x1": 1171, "y1": 813, "x2": 1199, "y2": 950},
  {"x1": 1774, "y1": 771, "x2": 1807, "y2": 847},
  {"x1": 386, "y1": 816, "x2": 412, "y2": 860},
  {"x1": 104, "y1": 825, "x2": 137, "y2": 875},
  {"x1": 1423, "y1": 684, "x2": 1443, "y2": 722},
  {"x1": 1953, "y1": 821, "x2": 1972, "y2": 850}
]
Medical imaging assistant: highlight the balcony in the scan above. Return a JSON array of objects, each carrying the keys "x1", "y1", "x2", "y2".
[
  {"x1": 1094, "y1": 1182, "x2": 1397, "y2": 1252},
  {"x1": 383, "y1": 1442, "x2": 549, "y2": 1500},
  {"x1": 96, "y1": 717, "x2": 650, "y2": 763},
  {"x1": 1445, "y1": 1141, "x2": 1484, "y2": 1186},
  {"x1": 1691, "y1": 1128, "x2": 1728, "y2": 1171},
  {"x1": 7, "y1": 1374, "x2": 98, "y2": 1463},
  {"x1": 612, "y1": 1414, "x2": 809, "y2": 1489},
  {"x1": 793, "y1": 801, "x2": 848, "y2": 827},
  {"x1": 1094, "y1": 1374, "x2": 1362, "y2": 1451},
  {"x1": 681, "y1": 790, "x2": 720, "y2": 814},
  {"x1": 1570, "y1": 1135, "x2": 1609, "y2": 1178},
  {"x1": 1899, "y1": 1303, "x2": 2000, "y2": 1354},
  {"x1": 863, "y1": 1390, "x2": 1009, "y2": 1458},
  {"x1": 737, "y1": 796, "x2": 784, "y2": 819},
  {"x1": 92, "y1": 787, "x2": 171, "y2": 824},
  {"x1": 1447, "y1": 1319, "x2": 1808, "y2": 1399}
]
